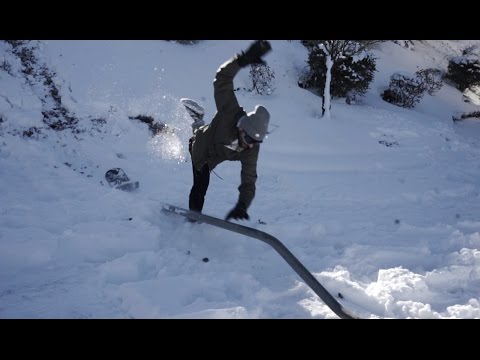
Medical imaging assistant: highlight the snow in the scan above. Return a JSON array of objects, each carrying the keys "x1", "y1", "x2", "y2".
[{"x1": 0, "y1": 40, "x2": 479, "y2": 319}]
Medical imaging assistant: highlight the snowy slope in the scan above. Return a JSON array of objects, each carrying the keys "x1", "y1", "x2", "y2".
[{"x1": 0, "y1": 40, "x2": 479, "y2": 318}]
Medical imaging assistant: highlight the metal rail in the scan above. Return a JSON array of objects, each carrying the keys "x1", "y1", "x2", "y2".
[{"x1": 163, "y1": 204, "x2": 359, "y2": 319}]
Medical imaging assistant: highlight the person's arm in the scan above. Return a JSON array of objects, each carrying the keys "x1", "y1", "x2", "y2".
[
  {"x1": 213, "y1": 57, "x2": 242, "y2": 113},
  {"x1": 225, "y1": 148, "x2": 259, "y2": 221},
  {"x1": 238, "y1": 148, "x2": 259, "y2": 209},
  {"x1": 213, "y1": 40, "x2": 272, "y2": 113}
]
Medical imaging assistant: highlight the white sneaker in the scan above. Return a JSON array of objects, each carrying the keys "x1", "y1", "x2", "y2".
[
  {"x1": 191, "y1": 119, "x2": 205, "y2": 132},
  {"x1": 181, "y1": 98, "x2": 204, "y2": 117}
]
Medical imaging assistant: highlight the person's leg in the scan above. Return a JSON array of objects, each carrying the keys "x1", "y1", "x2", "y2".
[
  {"x1": 189, "y1": 163, "x2": 210, "y2": 212},
  {"x1": 188, "y1": 136, "x2": 210, "y2": 212}
]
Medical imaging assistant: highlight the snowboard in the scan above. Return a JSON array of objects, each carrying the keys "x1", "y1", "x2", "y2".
[{"x1": 105, "y1": 168, "x2": 139, "y2": 192}]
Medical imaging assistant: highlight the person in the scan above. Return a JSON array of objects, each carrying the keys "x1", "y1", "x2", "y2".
[{"x1": 187, "y1": 40, "x2": 272, "y2": 221}]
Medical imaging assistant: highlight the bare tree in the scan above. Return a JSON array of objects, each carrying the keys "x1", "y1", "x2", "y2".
[
  {"x1": 318, "y1": 44, "x2": 333, "y2": 118},
  {"x1": 302, "y1": 40, "x2": 381, "y2": 118}
]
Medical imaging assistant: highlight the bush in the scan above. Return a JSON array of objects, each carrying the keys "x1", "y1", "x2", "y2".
[
  {"x1": 382, "y1": 68, "x2": 444, "y2": 108},
  {"x1": 416, "y1": 68, "x2": 444, "y2": 95},
  {"x1": 0, "y1": 59, "x2": 12, "y2": 74},
  {"x1": 452, "y1": 111, "x2": 480, "y2": 122},
  {"x1": 249, "y1": 63, "x2": 275, "y2": 95},
  {"x1": 382, "y1": 72, "x2": 425, "y2": 108},
  {"x1": 334, "y1": 55, "x2": 377, "y2": 98},
  {"x1": 445, "y1": 46, "x2": 480, "y2": 91}
]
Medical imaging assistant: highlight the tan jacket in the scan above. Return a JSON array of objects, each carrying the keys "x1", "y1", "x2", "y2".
[{"x1": 190, "y1": 56, "x2": 259, "y2": 208}]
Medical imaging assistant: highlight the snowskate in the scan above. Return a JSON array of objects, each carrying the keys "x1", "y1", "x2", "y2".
[{"x1": 105, "y1": 168, "x2": 139, "y2": 192}]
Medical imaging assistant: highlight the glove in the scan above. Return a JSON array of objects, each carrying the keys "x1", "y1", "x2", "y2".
[
  {"x1": 237, "y1": 40, "x2": 272, "y2": 68},
  {"x1": 225, "y1": 202, "x2": 250, "y2": 221}
]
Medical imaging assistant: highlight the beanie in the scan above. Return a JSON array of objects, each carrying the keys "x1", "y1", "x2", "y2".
[{"x1": 238, "y1": 105, "x2": 270, "y2": 142}]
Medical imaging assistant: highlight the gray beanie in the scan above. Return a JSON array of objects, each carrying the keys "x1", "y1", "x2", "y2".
[{"x1": 238, "y1": 105, "x2": 270, "y2": 141}]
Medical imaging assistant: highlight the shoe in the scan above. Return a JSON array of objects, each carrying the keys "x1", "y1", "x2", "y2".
[
  {"x1": 181, "y1": 98, "x2": 205, "y2": 133},
  {"x1": 181, "y1": 98, "x2": 205, "y2": 121},
  {"x1": 191, "y1": 119, "x2": 205, "y2": 132}
]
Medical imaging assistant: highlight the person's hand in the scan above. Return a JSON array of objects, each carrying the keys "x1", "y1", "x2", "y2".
[
  {"x1": 225, "y1": 202, "x2": 250, "y2": 221},
  {"x1": 237, "y1": 40, "x2": 272, "y2": 68}
]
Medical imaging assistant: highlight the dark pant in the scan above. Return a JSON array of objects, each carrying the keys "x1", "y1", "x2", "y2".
[
  {"x1": 189, "y1": 163, "x2": 210, "y2": 212},
  {"x1": 188, "y1": 136, "x2": 210, "y2": 212}
]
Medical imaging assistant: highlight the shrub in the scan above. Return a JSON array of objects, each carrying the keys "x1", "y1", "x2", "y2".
[
  {"x1": 415, "y1": 68, "x2": 443, "y2": 95},
  {"x1": 445, "y1": 46, "x2": 480, "y2": 91},
  {"x1": 452, "y1": 111, "x2": 480, "y2": 122},
  {"x1": 382, "y1": 68, "x2": 444, "y2": 108},
  {"x1": 382, "y1": 72, "x2": 425, "y2": 108},
  {"x1": 249, "y1": 63, "x2": 275, "y2": 95}
]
